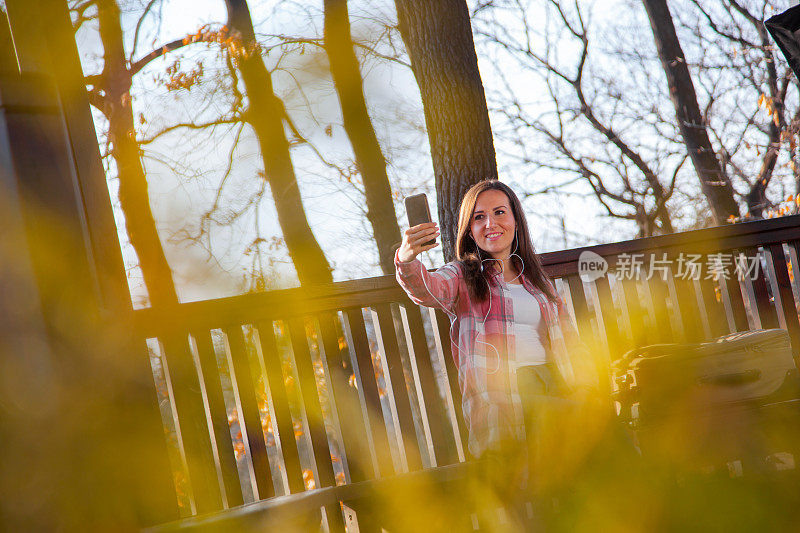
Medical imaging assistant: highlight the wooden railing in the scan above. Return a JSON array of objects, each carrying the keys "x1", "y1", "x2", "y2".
[
  {"x1": 139, "y1": 215, "x2": 800, "y2": 531},
  {"x1": 136, "y1": 269, "x2": 468, "y2": 530},
  {"x1": 540, "y1": 213, "x2": 800, "y2": 367}
]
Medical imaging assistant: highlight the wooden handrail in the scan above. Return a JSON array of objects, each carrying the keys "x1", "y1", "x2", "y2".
[
  {"x1": 541, "y1": 214, "x2": 800, "y2": 276},
  {"x1": 146, "y1": 462, "x2": 476, "y2": 532},
  {"x1": 134, "y1": 214, "x2": 800, "y2": 337},
  {"x1": 134, "y1": 275, "x2": 410, "y2": 337}
]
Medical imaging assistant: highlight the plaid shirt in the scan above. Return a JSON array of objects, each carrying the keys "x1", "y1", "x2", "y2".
[{"x1": 395, "y1": 251, "x2": 579, "y2": 458}]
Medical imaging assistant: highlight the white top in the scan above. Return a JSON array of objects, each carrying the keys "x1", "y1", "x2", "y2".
[{"x1": 506, "y1": 282, "x2": 547, "y2": 368}]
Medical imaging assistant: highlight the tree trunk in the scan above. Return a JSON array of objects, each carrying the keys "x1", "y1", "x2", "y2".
[
  {"x1": 394, "y1": 0, "x2": 498, "y2": 261},
  {"x1": 746, "y1": 31, "x2": 787, "y2": 219},
  {"x1": 641, "y1": 0, "x2": 739, "y2": 224},
  {"x1": 225, "y1": 0, "x2": 333, "y2": 285},
  {"x1": 323, "y1": 0, "x2": 402, "y2": 275},
  {"x1": 97, "y1": 0, "x2": 179, "y2": 307}
]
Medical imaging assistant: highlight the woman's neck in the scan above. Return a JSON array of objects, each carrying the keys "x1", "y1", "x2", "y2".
[{"x1": 490, "y1": 254, "x2": 520, "y2": 283}]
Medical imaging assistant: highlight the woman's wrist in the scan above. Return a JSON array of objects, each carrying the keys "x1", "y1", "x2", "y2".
[{"x1": 396, "y1": 248, "x2": 416, "y2": 263}]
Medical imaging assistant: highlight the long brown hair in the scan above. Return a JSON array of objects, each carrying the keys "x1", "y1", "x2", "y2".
[{"x1": 455, "y1": 180, "x2": 558, "y2": 303}]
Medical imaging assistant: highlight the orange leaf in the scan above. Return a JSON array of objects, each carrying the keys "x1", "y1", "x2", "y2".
[{"x1": 303, "y1": 469, "x2": 316, "y2": 490}]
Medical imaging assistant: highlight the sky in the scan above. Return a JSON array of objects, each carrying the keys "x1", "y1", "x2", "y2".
[
  {"x1": 77, "y1": 0, "x2": 445, "y2": 304},
  {"x1": 71, "y1": 0, "x2": 791, "y2": 306}
]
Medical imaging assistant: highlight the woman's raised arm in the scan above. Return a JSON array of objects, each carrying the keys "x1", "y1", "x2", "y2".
[{"x1": 395, "y1": 222, "x2": 460, "y2": 313}]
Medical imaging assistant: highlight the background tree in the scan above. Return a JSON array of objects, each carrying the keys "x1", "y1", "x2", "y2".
[
  {"x1": 323, "y1": 0, "x2": 402, "y2": 275},
  {"x1": 678, "y1": 0, "x2": 798, "y2": 218},
  {"x1": 225, "y1": 0, "x2": 334, "y2": 285},
  {"x1": 475, "y1": 0, "x2": 677, "y2": 237},
  {"x1": 85, "y1": 0, "x2": 338, "y2": 304},
  {"x1": 474, "y1": 0, "x2": 798, "y2": 238},
  {"x1": 91, "y1": 0, "x2": 183, "y2": 306},
  {"x1": 641, "y1": 0, "x2": 740, "y2": 223},
  {"x1": 80, "y1": 0, "x2": 800, "y2": 293},
  {"x1": 394, "y1": 0, "x2": 498, "y2": 261}
]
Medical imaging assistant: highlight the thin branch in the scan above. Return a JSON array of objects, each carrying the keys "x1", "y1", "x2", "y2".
[
  {"x1": 138, "y1": 117, "x2": 241, "y2": 145},
  {"x1": 197, "y1": 122, "x2": 246, "y2": 238},
  {"x1": 687, "y1": 0, "x2": 758, "y2": 49},
  {"x1": 130, "y1": 37, "x2": 192, "y2": 77},
  {"x1": 130, "y1": 0, "x2": 160, "y2": 61}
]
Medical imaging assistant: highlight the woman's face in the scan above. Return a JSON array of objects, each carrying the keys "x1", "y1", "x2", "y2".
[{"x1": 469, "y1": 189, "x2": 517, "y2": 260}]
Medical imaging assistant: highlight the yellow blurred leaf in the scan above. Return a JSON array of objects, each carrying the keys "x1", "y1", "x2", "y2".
[{"x1": 303, "y1": 469, "x2": 315, "y2": 490}]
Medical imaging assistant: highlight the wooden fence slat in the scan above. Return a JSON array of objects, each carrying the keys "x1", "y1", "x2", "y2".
[
  {"x1": 766, "y1": 244, "x2": 800, "y2": 370},
  {"x1": 610, "y1": 278, "x2": 633, "y2": 353},
  {"x1": 287, "y1": 318, "x2": 337, "y2": 488},
  {"x1": 640, "y1": 273, "x2": 675, "y2": 344},
  {"x1": 399, "y1": 303, "x2": 456, "y2": 466},
  {"x1": 742, "y1": 247, "x2": 779, "y2": 330},
  {"x1": 160, "y1": 334, "x2": 223, "y2": 513},
  {"x1": 429, "y1": 308, "x2": 468, "y2": 462},
  {"x1": 223, "y1": 326, "x2": 274, "y2": 500},
  {"x1": 565, "y1": 276, "x2": 592, "y2": 339},
  {"x1": 342, "y1": 308, "x2": 395, "y2": 478},
  {"x1": 591, "y1": 276, "x2": 624, "y2": 364},
  {"x1": 690, "y1": 279, "x2": 712, "y2": 339},
  {"x1": 371, "y1": 304, "x2": 424, "y2": 472},
  {"x1": 619, "y1": 278, "x2": 648, "y2": 350},
  {"x1": 787, "y1": 241, "x2": 800, "y2": 305},
  {"x1": 718, "y1": 269, "x2": 750, "y2": 333},
  {"x1": 254, "y1": 321, "x2": 304, "y2": 494},
  {"x1": 191, "y1": 330, "x2": 243, "y2": 507},
  {"x1": 669, "y1": 273, "x2": 704, "y2": 343},
  {"x1": 317, "y1": 312, "x2": 374, "y2": 483},
  {"x1": 566, "y1": 275, "x2": 612, "y2": 395},
  {"x1": 695, "y1": 278, "x2": 728, "y2": 339}
]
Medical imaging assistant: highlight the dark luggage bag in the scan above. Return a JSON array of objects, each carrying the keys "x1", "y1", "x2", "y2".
[
  {"x1": 613, "y1": 329, "x2": 799, "y2": 426},
  {"x1": 612, "y1": 329, "x2": 800, "y2": 472}
]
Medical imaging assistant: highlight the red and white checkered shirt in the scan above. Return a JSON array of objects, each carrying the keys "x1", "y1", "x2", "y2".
[{"x1": 395, "y1": 251, "x2": 579, "y2": 458}]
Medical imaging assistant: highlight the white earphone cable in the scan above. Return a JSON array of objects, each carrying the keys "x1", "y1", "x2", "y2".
[{"x1": 415, "y1": 228, "x2": 525, "y2": 376}]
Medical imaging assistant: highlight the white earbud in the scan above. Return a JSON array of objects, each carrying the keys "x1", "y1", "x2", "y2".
[{"x1": 417, "y1": 226, "x2": 527, "y2": 376}]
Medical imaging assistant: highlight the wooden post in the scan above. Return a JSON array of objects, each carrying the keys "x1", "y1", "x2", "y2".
[
  {"x1": 40, "y1": 0, "x2": 132, "y2": 313},
  {"x1": 0, "y1": 0, "x2": 176, "y2": 528}
]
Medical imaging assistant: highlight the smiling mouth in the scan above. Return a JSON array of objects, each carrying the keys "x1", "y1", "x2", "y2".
[{"x1": 485, "y1": 232, "x2": 503, "y2": 240}]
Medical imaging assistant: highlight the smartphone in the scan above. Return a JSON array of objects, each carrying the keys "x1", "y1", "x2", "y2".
[{"x1": 404, "y1": 193, "x2": 436, "y2": 246}]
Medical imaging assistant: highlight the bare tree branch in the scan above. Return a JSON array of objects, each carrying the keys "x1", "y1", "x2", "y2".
[
  {"x1": 137, "y1": 117, "x2": 241, "y2": 145},
  {"x1": 130, "y1": 0, "x2": 160, "y2": 61}
]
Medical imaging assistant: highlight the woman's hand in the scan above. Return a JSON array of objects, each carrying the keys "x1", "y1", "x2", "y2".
[{"x1": 397, "y1": 222, "x2": 440, "y2": 263}]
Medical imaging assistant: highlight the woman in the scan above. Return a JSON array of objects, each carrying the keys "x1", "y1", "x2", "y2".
[{"x1": 395, "y1": 180, "x2": 583, "y2": 515}]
